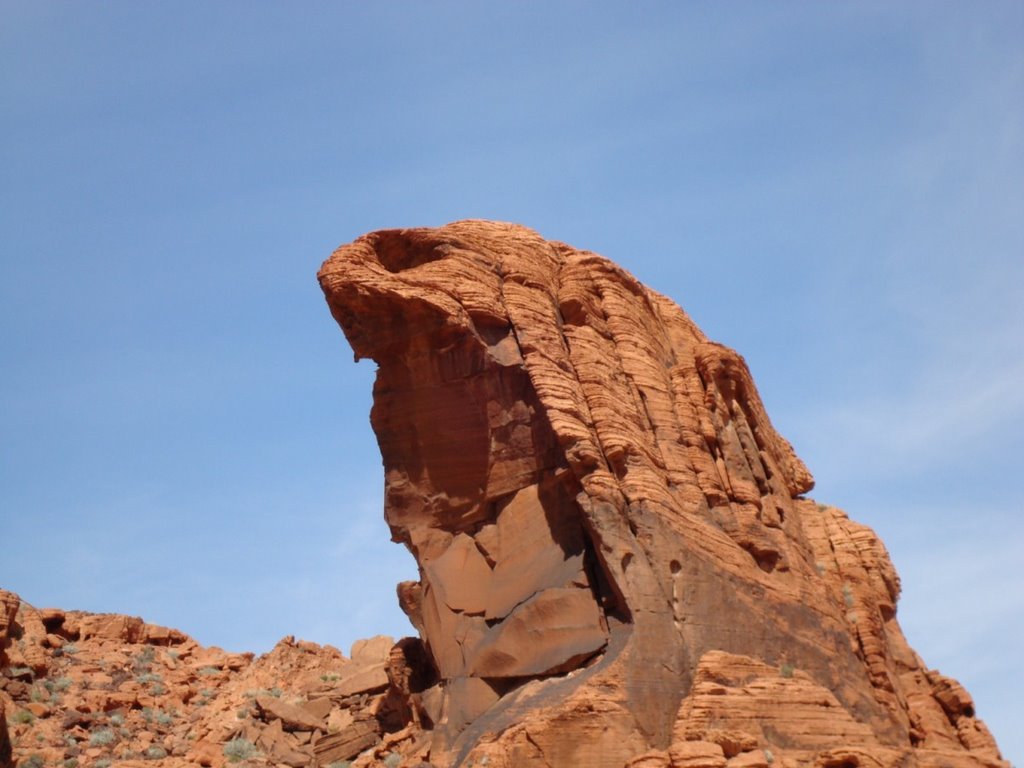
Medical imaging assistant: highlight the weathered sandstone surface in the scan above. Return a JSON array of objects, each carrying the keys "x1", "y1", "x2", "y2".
[{"x1": 317, "y1": 220, "x2": 1006, "y2": 768}]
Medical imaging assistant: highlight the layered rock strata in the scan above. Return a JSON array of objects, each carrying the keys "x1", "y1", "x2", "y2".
[{"x1": 318, "y1": 220, "x2": 1006, "y2": 768}]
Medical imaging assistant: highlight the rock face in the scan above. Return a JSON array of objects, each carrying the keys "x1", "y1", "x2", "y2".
[{"x1": 318, "y1": 220, "x2": 1006, "y2": 768}]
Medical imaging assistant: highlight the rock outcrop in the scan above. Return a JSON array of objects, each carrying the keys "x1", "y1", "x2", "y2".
[
  {"x1": 318, "y1": 220, "x2": 1006, "y2": 768},
  {"x1": 0, "y1": 588, "x2": 427, "y2": 768}
]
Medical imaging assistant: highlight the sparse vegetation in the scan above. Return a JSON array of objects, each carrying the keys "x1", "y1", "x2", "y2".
[
  {"x1": 223, "y1": 737, "x2": 259, "y2": 762},
  {"x1": 145, "y1": 746, "x2": 168, "y2": 760},
  {"x1": 62, "y1": 643, "x2": 79, "y2": 654},
  {"x1": 197, "y1": 666, "x2": 221, "y2": 676},
  {"x1": 64, "y1": 759, "x2": 79, "y2": 768},
  {"x1": 765, "y1": 749, "x2": 775, "y2": 764},
  {"x1": 383, "y1": 754, "x2": 402, "y2": 768},
  {"x1": 21, "y1": 756, "x2": 44, "y2": 768},
  {"x1": 780, "y1": 663, "x2": 795, "y2": 678},
  {"x1": 110, "y1": 713, "x2": 125, "y2": 726},
  {"x1": 12, "y1": 709, "x2": 36, "y2": 724},
  {"x1": 243, "y1": 687, "x2": 282, "y2": 698},
  {"x1": 89, "y1": 728, "x2": 117, "y2": 747},
  {"x1": 94, "y1": 760, "x2": 112, "y2": 768},
  {"x1": 44, "y1": 676, "x2": 72, "y2": 693},
  {"x1": 136, "y1": 672, "x2": 162, "y2": 684}
]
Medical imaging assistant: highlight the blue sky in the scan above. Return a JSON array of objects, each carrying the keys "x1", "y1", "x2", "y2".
[{"x1": 1, "y1": 2, "x2": 1021, "y2": 760}]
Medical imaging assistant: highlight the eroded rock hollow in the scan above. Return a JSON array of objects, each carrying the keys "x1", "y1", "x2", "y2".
[{"x1": 318, "y1": 220, "x2": 1005, "y2": 768}]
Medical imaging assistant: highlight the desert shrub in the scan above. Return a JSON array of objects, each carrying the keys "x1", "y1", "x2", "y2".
[
  {"x1": 44, "y1": 677, "x2": 73, "y2": 693},
  {"x1": 223, "y1": 738, "x2": 258, "y2": 762},
  {"x1": 110, "y1": 713, "x2": 125, "y2": 726},
  {"x1": 12, "y1": 709, "x2": 35, "y2": 724},
  {"x1": 383, "y1": 754, "x2": 401, "y2": 768},
  {"x1": 780, "y1": 663, "x2": 795, "y2": 678},
  {"x1": 94, "y1": 760, "x2": 112, "y2": 768},
  {"x1": 89, "y1": 728, "x2": 116, "y2": 747},
  {"x1": 197, "y1": 666, "x2": 221, "y2": 676},
  {"x1": 136, "y1": 672, "x2": 162, "y2": 684},
  {"x1": 21, "y1": 756, "x2": 44, "y2": 768},
  {"x1": 145, "y1": 746, "x2": 168, "y2": 760},
  {"x1": 62, "y1": 643, "x2": 79, "y2": 654}
]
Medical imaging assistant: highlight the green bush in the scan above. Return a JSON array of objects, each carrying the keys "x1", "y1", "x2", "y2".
[{"x1": 145, "y1": 746, "x2": 168, "y2": 760}]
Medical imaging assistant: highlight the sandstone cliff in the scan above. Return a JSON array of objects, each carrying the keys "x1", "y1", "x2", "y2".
[{"x1": 317, "y1": 220, "x2": 1006, "y2": 768}]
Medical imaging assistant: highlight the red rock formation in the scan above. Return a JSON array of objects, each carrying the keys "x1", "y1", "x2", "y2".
[
  {"x1": 0, "y1": 588, "x2": 426, "y2": 767},
  {"x1": 318, "y1": 220, "x2": 1006, "y2": 768}
]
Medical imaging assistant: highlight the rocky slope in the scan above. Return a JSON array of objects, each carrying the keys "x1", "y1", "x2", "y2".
[
  {"x1": 316, "y1": 220, "x2": 1006, "y2": 768},
  {"x1": 0, "y1": 589, "x2": 430, "y2": 768}
]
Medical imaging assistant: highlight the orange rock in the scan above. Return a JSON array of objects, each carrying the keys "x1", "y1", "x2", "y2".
[
  {"x1": 319, "y1": 220, "x2": 1008, "y2": 767},
  {"x1": 0, "y1": 699, "x2": 11, "y2": 768},
  {"x1": 254, "y1": 695, "x2": 324, "y2": 731},
  {"x1": 668, "y1": 741, "x2": 728, "y2": 768}
]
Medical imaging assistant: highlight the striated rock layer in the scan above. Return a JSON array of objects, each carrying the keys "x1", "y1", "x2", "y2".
[{"x1": 319, "y1": 220, "x2": 1006, "y2": 768}]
